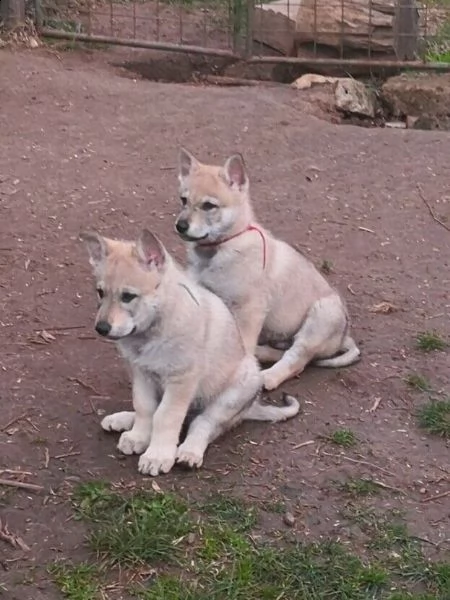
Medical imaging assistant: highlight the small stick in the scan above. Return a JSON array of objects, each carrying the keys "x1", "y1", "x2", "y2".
[
  {"x1": 1, "y1": 411, "x2": 29, "y2": 432},
  {"x1": 0, "y1": 520, "x2": 30, "y2": 552},
  {"x1": 0, "y1": 478, "x2": 43, "y2": 492},
  {"x1": 159, "y1": 166, "x2": 176, "y2": 170},
  {"x1": 369, "y1": 396, "x2": 382, "y2": 413},
  {"x1": 44, "y1": 448, "x2": 50, "y2": 469},
  {"x1": 0, "y1": 470, "x2": 32, "y2": 476},
  {"x1": 68, "y1": 376, "x2": 102, "y2": 396},
  {"x1": 417, "y1": 184, "x2": 450, "y2": 233},
  {"x1": 372, "y1": 479, "x2": 406, "y2": 495},
  {"x1": 421, "y1": 489, "x2": 450, "y2": 503},
  {"x1": 358, "y1": 226, "x2": 375, "y2": 234},
  {"x1": 35, "y1": 325, "x2": 86, "y2": 332},
  {"x1": 53, "y1": 451, "x2": 81, "y2": 460},
  {"x1": 321, "y1": 451, "x2": 395, "y2": 477},
  {"x1": 347, "y1": 284, "x2": 357, "y2": 296},
  {"x1": 292, "y1": 440, "x2": 315, "y2": 450}
]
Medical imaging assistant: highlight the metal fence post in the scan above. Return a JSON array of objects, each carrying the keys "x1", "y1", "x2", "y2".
[
  {"x1": 0, "y1": 0, "x2": 26, "y2": 28},
  {"x1": 394, "y1": 0, "x2": 419, "y2": 60},
  {"x1": 245, "y1": 0, "x2": 254, "y2": 59}
]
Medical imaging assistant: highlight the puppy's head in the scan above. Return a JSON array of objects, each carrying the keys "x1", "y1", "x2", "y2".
[
  {"x1": 80, "y1": 229, "x2": 166, "y2": 340},
  {"x1": 175, "y1": 148, "x2": 251, "y2": 243}
]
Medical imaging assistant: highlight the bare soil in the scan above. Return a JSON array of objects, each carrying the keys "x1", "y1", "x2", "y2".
[{"x1": 0, "y1": 47, "x2": 449, "y2": 599}]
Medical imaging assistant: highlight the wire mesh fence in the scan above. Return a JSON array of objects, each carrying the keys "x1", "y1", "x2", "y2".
[{"x1": 36, "y1": 0, "x2": 450, "y2": 66}]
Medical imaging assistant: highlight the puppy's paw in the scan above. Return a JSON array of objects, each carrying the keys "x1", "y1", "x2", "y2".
[
  {"x1": 138, "y1": 445, "x2": 177, "y2": 477},
  {"x1": 176, "y1": 443, "x2": 204, "y2": 469},
  {"x1": 262, "y1": 368, "x2": 282, "y2": 392},
  {"x1": 117, "y1": 430, "x2": 150, "y2": 455},
  {"x1": 101, "y1": 411, "x2": 135, "y2": 433}
]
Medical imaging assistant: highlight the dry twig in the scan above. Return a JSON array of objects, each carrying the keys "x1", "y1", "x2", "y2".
[
  {"x1": 321, "y1": 451, "x2": 395, "y2": 477},
  {"x1": 0, "y1": 519, "x2": 30, "y2": 551},
  {"x1": 417, "y1": 184, "x2": 450, "y2": 232},
  {"x1": 421, "y1": 489, "x2": 450, "y2": 503},
  {"x1": 0, "y1": 478, "x2": 43, "y2": 492}
]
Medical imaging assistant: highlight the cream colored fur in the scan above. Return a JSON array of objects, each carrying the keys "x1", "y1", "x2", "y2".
[
  {"x1": 80, "y1": 228, "x2": 299, "y2": 476},
  {"x1": 175, "y1": 149, "x2": 361, "y2": 391}
]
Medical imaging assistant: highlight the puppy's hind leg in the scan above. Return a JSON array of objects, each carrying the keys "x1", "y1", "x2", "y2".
[
  {"x1": 262, "y1": 295, "x2": 348, "y2": 391},
  {"x1": 176, "y1": 357, "x2": 262, "y2": 469}
]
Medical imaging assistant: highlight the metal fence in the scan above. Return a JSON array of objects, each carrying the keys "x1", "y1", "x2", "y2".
[{"x1": 35, "y1": 0, "x2": 450, "y2": 69}]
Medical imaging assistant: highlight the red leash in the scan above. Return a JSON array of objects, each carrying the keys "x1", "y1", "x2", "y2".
[{"x1": 198, "y1": 224, "x2": 267, "y2": 269}]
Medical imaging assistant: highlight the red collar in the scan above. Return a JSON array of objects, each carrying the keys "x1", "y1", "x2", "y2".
[{"x1": 197, "y1": 224, "x2": 266, "y2": 269}]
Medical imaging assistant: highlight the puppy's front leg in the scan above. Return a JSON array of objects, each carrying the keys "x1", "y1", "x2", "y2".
[
  {"x1": 234, "y1": 300, "x2": 267, "y2": 355},
  {"x1": 117, "y1": 368, "x2": 158, "y2": 456},
  {"x1": 138, "y1": 377, "x2": 197, "y2": 476}
]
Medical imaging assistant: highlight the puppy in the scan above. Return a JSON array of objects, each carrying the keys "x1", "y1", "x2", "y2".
[
  {"x1": 175, "y1": 149, "x2": 360, "y2": 391},
  {"x1": 80, "y1": 228, "x2": 299, "y2": 476}
]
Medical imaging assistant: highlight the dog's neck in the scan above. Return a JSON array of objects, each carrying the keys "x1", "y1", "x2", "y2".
[{"x1": 195, "y1": 223, "x2": 267, "y2": 269}]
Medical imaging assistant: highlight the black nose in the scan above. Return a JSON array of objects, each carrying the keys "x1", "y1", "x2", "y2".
[
  {"x1": 95, "y1": 321, "x2": 111, "y2": 337},
  {"x1": 176, "y1": 219, "x2": 189, "y2": 234}
]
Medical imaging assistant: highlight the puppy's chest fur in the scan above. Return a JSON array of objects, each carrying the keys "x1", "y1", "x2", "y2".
[
  {"x1": 118, "y1": 330, "x2": 192, "y2": 384},
  {"x1": 190, "y1": 246, "x2": 254, "y2": 305}
]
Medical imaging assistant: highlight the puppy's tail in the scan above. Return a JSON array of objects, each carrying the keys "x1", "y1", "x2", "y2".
[
  {"x1": 243, "y1": 393, "x2": 300, "y2": 422},
  {"x1": 314, "y1": 335, "x2": 361, "y2": 368}
]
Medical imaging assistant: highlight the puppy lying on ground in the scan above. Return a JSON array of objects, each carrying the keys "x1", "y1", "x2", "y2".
[
  {"x1": 80, "y1": 228, "x2": 299, "y2": 476},
  {"x1": 175, "y1": 149, "x2": 360, "y2": 392}
]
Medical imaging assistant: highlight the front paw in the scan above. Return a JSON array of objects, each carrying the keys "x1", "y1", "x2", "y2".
[
  {"x1": 101, "y1": 411, "x2": 135, "y2": 433},
  {"x1": 262, "y1": 367, "x2": 282, "y2": 391},
  {"x1": 117, "y1": 430, "x2": 151, "y2": 455},
  {"x1": 176, "y1": 443, "x2": 204, "y2": 469},
  {"x1": 138, "y1": 444, "x2": 177, "y2": 476}
]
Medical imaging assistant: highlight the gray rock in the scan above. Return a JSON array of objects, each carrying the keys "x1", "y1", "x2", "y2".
[{"x1": 334, "y1": 78, "x2": 376, "y2": 118}]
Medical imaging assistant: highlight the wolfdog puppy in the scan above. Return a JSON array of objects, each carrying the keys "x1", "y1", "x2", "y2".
[
  {"x1": 80, "y1": 228, "x2": 299, "y2": 476},
  {"x1": 175, "y1": 149, "x2": 360, "y2": 391}
]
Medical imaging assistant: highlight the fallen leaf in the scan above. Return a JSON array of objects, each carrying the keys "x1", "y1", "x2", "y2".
[{"x1": 369, "y1": 302, "x2": 399, "y2": 314}]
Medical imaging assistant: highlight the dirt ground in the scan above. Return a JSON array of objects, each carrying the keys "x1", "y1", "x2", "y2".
[{"x1": 0, "y1": 46, "x2": 449, "y2": 599}]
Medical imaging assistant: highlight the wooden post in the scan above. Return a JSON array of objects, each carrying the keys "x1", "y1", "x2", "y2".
[
  {"x1": 1, "y1": 0, "x2": 26, "y2": 29},
  {"x1": 394, "y1": 0, "x2": 419, "y2": 60}
]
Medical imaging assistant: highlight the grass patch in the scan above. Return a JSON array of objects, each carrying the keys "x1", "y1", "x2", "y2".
[
  {"x1": 73, "y1": 481, "x2": 192, "y2": 566},
  {"x1": 199, "y1": 494, "x2": 257, "y2": 531},
  {"x1": 320, "y1": 259, "x2": 333, "y2": 274},
  {"x1": 51, "y1": 482, "x2": 450, "y2": 600},
  {"x1": 415, "y1": 331, "x2": 447, "y2": 353},
  {"x1": 417, "y1": 399, "x2": 450, "y2": 438},
  {"x1": 48, "y1": 563, "x2": 99, "y2": 600},
  {"x1": 405, "y1": 373, "x2": 431, "y2": 392},
  {"x1": 328, "y1": 428, "x2": 357, "y2": 448},
  {"x1": 339, "y1": 477, "x2": 381, "y2": 497}
]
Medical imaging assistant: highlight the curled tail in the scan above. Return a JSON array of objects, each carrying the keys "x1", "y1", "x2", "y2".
[
  {"x1": 314, "y1": 335, "x2": 361, "y2": 368},
  {"x1": 243, "y1": 393, "x2": 300, "y2": 422}
]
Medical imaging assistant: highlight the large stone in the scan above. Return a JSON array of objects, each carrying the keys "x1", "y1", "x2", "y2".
[
  {"x1": 334, "y1": 78, "x2": 376, "y2": 118},
  {"x1": 381, "y1": 73, "x2": 450, "y2": 118}
]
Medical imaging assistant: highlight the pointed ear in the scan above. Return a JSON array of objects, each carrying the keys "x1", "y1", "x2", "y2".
[
  {"x1": 79, "y1": 231, "x2": 108, "y2": 268},
  {"x1": 136, "y1": 229, "x2": 166, "y2": 269},
  {"x1": 179, "y1": 147, "x2": 199, "y2": 179},
  {"x1": 223, "y1": 154, "x2": 248, "y2": 191}
]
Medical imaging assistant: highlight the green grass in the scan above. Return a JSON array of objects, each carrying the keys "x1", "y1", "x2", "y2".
[
  {"x1": 339, "y1": 477, "x2": 381, "y2": 497},
  {"x1": 415, "y1": 331, "x2": 448, "y2": 353},
  {"x1": 320, "y1": 259, "x2": 333, "y2": 274},
  {"x1": 50, "y1": 482, "x2": 450, "y2": 600},
  {"x1": 73, "y1": 481, "x2": 192, "y2": 566},
  {"x1": 48, "y1": 563, "x2": 100, "y2": 600},
  {"x1": 405, "y1": 373, "x2": 431, "y2": 392},
  {"x1": 328, "y1": 428, "x2": 358, "y2": 448},
  {"x1": 417, "y1": 399, "x2": 450, "y2": 438}
]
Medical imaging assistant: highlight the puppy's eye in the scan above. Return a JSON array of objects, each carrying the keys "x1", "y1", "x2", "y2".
[
  {"x1": 201, "y1": 201, "x2": 217, "y2": 211},
  {"x1": 180, "y1": 196, "x2": 188, "y2": 206},
  {"x1": 97, "y1": 288, "x2": 104, "y2": 299},
  {"x1": 121, "y1": 292, "x2": 138, "y2": 304}
]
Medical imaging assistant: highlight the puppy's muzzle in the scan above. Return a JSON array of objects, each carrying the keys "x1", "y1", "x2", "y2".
[
  {"x1": 176, "y1": 219, "x2": 189, "y2": 235},
  {"x1": 95, "y1": 320, "x2": 112, "y2": 337}
]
